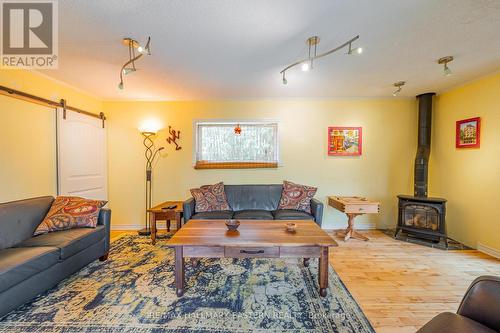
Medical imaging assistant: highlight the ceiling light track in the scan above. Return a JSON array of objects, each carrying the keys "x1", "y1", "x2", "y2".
[
  {"x1": 438, "y1": 56, "x2": 454, "y2": 76},
  {"x1": 281, "y1": 35, "x2": 361, "y2": 84},
  {"x1": 118, "y1": 36, "x2": 152, "y2": 90},
  {"x1": 392, "y1": 81, "x2": 406, "y2": 96}
]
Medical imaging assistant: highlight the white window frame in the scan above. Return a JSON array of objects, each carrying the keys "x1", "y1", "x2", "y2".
[{"x1": 193, "y1": 119, "x2": 280, "y2": 169}]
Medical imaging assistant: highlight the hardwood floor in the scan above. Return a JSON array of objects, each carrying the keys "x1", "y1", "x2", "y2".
[
  {"x1": 110, "y1": 229, "x2": 500, "y2": 333},
  {"x1": 329, "y1": 230, "x2": 500, "y2": 332}
]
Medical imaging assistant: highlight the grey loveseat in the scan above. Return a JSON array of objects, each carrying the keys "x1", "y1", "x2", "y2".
[
  {"x1": 184, "y1": 184, "x2": 323, "y2": 226},
  {"x1": 0, "y1": 196, "x2": 111, "y2": 318}
]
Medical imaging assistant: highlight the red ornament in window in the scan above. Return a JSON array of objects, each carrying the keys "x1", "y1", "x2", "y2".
[{"x1": 234, "y1": 124, "x2": 241, "y2": 135}]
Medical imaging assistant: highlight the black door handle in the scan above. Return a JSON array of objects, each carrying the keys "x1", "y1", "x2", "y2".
[{"x1": 240, "y1": 249, "x2": 265, "y2": 254}]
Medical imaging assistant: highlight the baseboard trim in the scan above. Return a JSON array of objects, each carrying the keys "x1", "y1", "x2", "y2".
[
  {"x1": 111, "y1": 224, "x2": 142, "y2": 231},
  {"x1": 326, "y1": 222, "x2": 376, "y2": 230},
  {"x1": 477, "y1": 242, "x2": 500, "y2": 259},
  {"x1": 112, "y1": 222, "x2": 378, "y2": 231}
]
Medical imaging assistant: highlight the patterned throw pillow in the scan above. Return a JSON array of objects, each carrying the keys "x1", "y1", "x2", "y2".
[
  {"x1": 278, "y1": 181, "x2": 317, "y2": 213},
  {"x1": 34, "y1": 196, "x2": 107, "y2": 236},
  {"x1": 190, "y1": 182, "x2": 230, "y2": 213}
]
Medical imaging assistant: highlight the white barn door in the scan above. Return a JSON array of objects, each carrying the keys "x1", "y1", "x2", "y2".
[{"x1": 56, "y1": 108, "x2": 107, "y2": 200}]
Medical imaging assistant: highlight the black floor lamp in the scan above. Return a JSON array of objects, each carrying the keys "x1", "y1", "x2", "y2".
[{"x1": 138, "y1": 129, "x2": 164, "y2": 236}]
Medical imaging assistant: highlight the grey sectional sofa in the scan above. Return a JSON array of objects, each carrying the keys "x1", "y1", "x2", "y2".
[
  {"x1": 0, "y1": 196, "x2": 111, "y2": 318},
  {"x1": 183, "y1": 184, "x2": 323, "y2": 226}
]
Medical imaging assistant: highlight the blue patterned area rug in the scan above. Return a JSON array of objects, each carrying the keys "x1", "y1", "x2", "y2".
[{"x1": 0, "y1": 234, "x2": 374, "y2": 333}]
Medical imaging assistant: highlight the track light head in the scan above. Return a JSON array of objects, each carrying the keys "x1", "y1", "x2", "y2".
[
  {"x1": 118, "y1": 81, "x2": 124, "y2": 90},
  {"x1": 301, "y1": 62, "x2": 310, "y2": 72},
  {"x1": 392, "y1": 81, "x2": 406, "y2": 96},
  {"x1": 443, "y1": 64, "x2": 452, "y2": 76},
  {"x1": 282, "y1": 72, "x2": 287, "y2": 85},
  {"x1": 122, "y1": 68, "x2": 136, "y2": 75},
  {"x1": 438, "y1": 56, "x2": 454, "y2": 77},
  {"x1": 347, "y1": 42, "x2": 363, "y2": 55}
]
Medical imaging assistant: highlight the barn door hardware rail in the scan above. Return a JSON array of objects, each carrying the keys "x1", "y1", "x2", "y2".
[{"x1": 0, "y1": 85, "x2": 106, "y2": 128}]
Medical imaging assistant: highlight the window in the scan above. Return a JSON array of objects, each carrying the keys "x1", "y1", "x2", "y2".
[{"x1": 194, "y1": 121, "x2": 279, "y2": 169}]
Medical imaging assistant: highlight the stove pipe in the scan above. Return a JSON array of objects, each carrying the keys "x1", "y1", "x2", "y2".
[{"x1": 414, "y1": 93, "x2": 435, "y2": 197}]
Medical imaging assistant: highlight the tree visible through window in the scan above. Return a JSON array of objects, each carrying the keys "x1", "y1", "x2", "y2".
[{"x1": 194, "y1": 122, "x2": 279, "y2": 169}]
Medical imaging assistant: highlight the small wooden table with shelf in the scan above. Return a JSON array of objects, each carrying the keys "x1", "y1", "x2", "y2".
[
  {"x1": 328, "y1": 196, "x2": 380, "y2": 241},
  {"x1": 148, "y1": 201, "x2": 184, "y2": 245}
]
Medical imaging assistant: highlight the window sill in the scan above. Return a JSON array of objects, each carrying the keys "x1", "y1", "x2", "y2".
[{"x1": 194, "y1": 162, "x2": 278, "y2": 170}]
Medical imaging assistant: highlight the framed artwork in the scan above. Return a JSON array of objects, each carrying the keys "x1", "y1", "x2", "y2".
[
  {"x1": 328, "y1": 126, "x2": 362, "y2": 156},
  {"x1": 456, "y1": 117, "x2": 481, "y2": 149}
]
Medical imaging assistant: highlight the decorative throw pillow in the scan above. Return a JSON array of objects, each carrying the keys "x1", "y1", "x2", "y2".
[
  {"x1": 278, "y1": 181, "x2": 317, "y2": 213},
  {"x1": 190, "y1": 182, "x2": 230, "y2": 213},
  {"x1": 34, "y1": 196, "x2": 107, "y2": 236}
]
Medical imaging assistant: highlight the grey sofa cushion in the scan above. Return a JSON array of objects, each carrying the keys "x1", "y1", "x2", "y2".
[
  {"x1": 0, "y1": 196, "x2": 54, "y2": 250},
  {"x1": 191, "y1": 211, "x2": 234, "y2": 220},
  {"x1": 233, "y1": 210, "x2": 274, "y2": 220},
  {"x1": 0, "y1": 246, "x2": 59, "y2": 293},
  {"x1": 274, "y1": 209, "x2": 315, "y2": 220},
  {"x1": 225, "y1": 185, "x2": 282, "y2": 211},
  {"x1": 14, "y1": 226, "x2": 106, "y2": 260}
]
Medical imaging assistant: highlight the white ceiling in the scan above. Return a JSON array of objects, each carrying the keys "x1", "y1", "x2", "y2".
[{"x1": 39, "y1": 0, "x2": 500, "y2": 100}]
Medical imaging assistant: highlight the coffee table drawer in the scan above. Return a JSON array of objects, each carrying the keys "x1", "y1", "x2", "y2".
[{"x1": 225, "y1": 246, "x2": 279, "y2": 258}]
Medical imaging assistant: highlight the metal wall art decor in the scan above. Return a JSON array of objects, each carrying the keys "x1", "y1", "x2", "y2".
[
  {"x1": 456, "y1": 117, "x2": 481, "y2": 149},
  {"x1": 328, "y1": 127, "x2": 362, "y2": 156},
  {"x1": 166, "y1": 126, "x2": 182, "y2": 150}
]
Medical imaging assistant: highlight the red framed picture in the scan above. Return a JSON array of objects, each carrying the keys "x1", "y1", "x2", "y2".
[
  {"x1": 456, "y1": 117, "x2": 481, "y2": 148},
  {"x1": 328, "y1": 127, "x2": 362, "y2": 156}
]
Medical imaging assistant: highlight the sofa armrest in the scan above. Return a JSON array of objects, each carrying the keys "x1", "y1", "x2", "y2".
[
  {"x1": 183, "y1": 198, "x2": 195, "y2": 223},
  {"x1": 457, "y1": 275, "x2": 500, "y2": 331},
  {"x1": 97, "y1": 208, "x2": 111, "y2": 254},
  {"x1": 310, "y1": 198, "x2": 324, "y2": 227}
]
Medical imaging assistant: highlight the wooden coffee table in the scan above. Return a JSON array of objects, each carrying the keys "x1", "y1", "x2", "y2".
[{"x1": 166, "y1": 219, "x2": 338, "y2": 297}]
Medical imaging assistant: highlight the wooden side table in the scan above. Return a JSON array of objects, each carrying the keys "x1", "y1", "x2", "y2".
[
  {"x1": 148, "y1": 201, "x2": 184, "y2": 245},
  {"x1": 328, "y1": 196, "x2": 380, "y2": 241}
]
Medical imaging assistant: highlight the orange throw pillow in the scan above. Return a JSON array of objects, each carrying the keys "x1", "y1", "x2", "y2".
[{"x1": 34, "y1": 196, "x2": 107, "y2": 236}]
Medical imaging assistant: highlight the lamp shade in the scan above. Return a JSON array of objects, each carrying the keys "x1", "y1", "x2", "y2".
[{"x1": 139, "y1": 119, "x2": 162, "y2": 134}]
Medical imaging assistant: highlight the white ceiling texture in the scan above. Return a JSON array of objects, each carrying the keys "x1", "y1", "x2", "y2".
[{"x1": 38, "y1": 0, "x2": 500, "y2": 100}]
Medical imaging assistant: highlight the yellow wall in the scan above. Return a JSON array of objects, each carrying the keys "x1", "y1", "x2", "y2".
[
  {"x1": 0, "y1": 69, "x2": 103, "y2": 202},
  {"x1": 104, "y1": 99, "x2": 417, "y2": 230},
  {"x1": 430, "y1": 73, "x2": 500, "y2": 251},
  {"x1": 2, "y1": 69, "x2": 498, "y2": 251}
]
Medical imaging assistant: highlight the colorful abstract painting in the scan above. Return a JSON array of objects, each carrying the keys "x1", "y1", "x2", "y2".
[{"x1": 328, "y1": 127, "x2": 362, "y2": 156}]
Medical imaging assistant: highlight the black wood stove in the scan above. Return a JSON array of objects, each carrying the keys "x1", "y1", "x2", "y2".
[{"x1": 395, "y1": 93, "x2": 448, "y2": 247}]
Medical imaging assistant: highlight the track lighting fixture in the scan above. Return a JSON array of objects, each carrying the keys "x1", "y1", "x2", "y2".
[
  {"x1": 438, "y1": 56, "x2": 454, "y2": 76},
  {"x1": 347, "y1": 42, "x2": 363, "y2": 55},
  {"x1": 280, "y1": 35, "x2": 361, "y2": 85},
  {"x1": 118, "y1": 37, "x2": 151, "y2": 90},
  {"x1": 392, "y1": 81, "x2": 406, "y2": 96},
  {"x1": 122, "y1": 68, "x2": 136, "y2": 75},
  {"x1": 282, "y1": 72, "x2": 287, "y2": 85}
]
